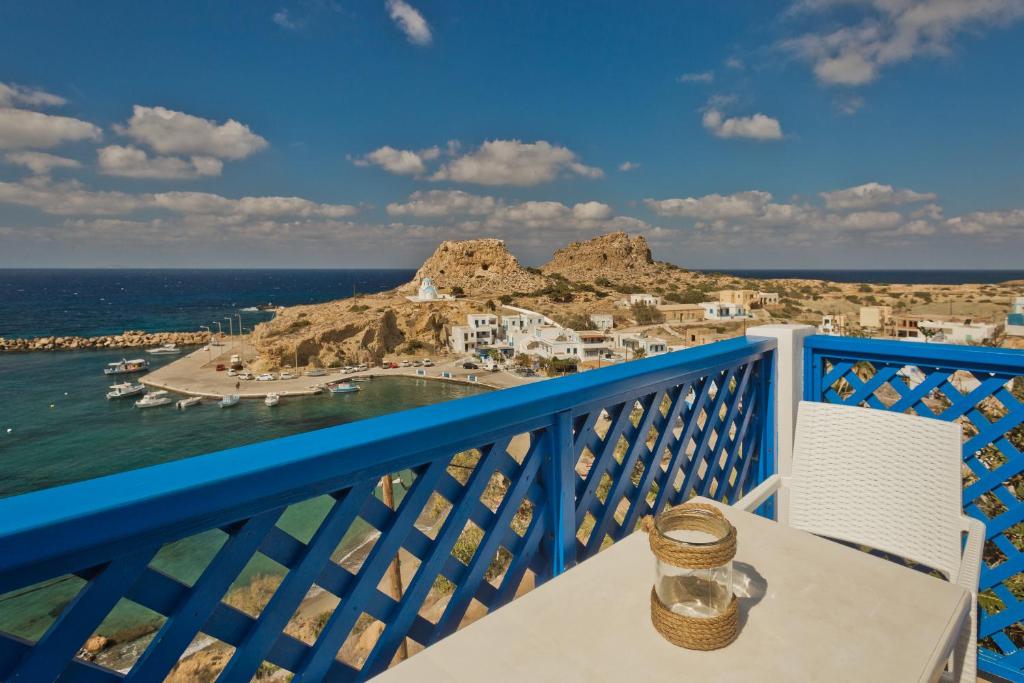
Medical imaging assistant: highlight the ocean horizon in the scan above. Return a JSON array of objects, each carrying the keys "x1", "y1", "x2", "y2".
[{"x1": 2, "y1": 267, "x2": 1022, "y2": 340}]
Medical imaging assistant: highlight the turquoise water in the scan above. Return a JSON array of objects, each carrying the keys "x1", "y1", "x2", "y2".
[{"x1": 0, "y1": 349, "x2": 485, "y2": 640}]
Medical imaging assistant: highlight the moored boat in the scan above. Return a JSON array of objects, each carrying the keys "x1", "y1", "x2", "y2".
[
  {"x1": 219, "y1": 394, "x2": 240, "y2": 408},
  {"x1": 135, "y1": 390, "x2": 172, "y2": 408},
  {"x1": 106, "y1": 382, "x2": 146, "y2": 400},
  {"x1": 264, "y1": 393, "x2": 280, "y2": 407},
  {"x1": 146, "y1": 343, "x2": 181, "y2": 355},
  {"x1": 176, "y1": 396, "x2": 202, "y2": 410},
  {"x1": 104, "y1": 358, "x2": 149, "y2": 375},
  {"x1": 329, "y1": 382, "x2": 360, "y2": 395}
]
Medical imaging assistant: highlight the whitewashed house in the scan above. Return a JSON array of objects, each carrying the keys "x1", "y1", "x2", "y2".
[{"x1": 700, "y1": 301, "x2": 748, "y2": 321}]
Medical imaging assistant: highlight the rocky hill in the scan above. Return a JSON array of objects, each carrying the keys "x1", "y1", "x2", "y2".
[
  {"x1": 405, "y1": 239, "x2": 546, "y2": 295},
  {"x1": 541, "y1": 232, "x2": 690, "y2": 289}
]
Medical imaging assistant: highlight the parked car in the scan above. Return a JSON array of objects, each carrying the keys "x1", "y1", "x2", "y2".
[
  {"x1": 462, "y1": 362, "x2": 479, "y2": 370},
  {"x1": 422, "y1": 359, "x2": 434, "y2": 367},
  {"x1": 215, "y1": 364, "x2": 227, "y2": 371},
  {"x1": 279, "y1": 372, "x2": 296, "y2": 380},
  {"x1": 239, "y1": 371, "x2": 255, "y2": 380},
  {"x1": 256, "y1": 373, "x2": 275, "y2": 381},
  {"x1": 227, "y1": 368, "x2": 238, "y2": 377},
  {"x1": 412, "y1": 360, "x2": 423, "y2": 367},
  {"x1": 401, "y1": 360, "x2": 411, "y2": 367}
]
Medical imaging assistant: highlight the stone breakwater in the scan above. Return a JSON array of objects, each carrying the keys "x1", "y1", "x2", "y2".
[{"x1": 0, "y1": 330, "x2": 209, "y2": 353}]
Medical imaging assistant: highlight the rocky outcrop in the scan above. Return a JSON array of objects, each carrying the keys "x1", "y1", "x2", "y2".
[
  {"x1": 0, "y1": 330, "x2": 209, "y2": 353},
  {"x1": 542, "y1": 231, "x2": 659, "y2": 283},
  {"x1": 408, "y1": 239, "x2": 547, "y2": 295}
]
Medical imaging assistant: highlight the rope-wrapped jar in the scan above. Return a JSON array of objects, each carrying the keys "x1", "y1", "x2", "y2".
[{"x1": 644, "y1": 502, "x2": 739, "y2": 650}]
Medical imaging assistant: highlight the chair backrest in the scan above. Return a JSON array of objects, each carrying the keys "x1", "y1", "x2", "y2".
[{"x1": 789, "y1": 401, "x2": 963, "y2": 580}]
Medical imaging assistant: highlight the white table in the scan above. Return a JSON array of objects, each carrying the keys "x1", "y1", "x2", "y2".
[{"x1": 377, "y1": 497, "x2": 970, "y2": 683}]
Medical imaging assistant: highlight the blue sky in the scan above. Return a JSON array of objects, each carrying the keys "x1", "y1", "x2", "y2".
[{"x1": 1, "y1": 0, "x2": 1022, "y2": 269}]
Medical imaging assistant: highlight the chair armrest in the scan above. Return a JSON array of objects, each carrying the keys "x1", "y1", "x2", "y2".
[
  {"x1": 734, "y1": 475, "x2": 782, "y2": 513},
  {"x1": 948, "y1": 515, "x2": 985, "y2": 683}
]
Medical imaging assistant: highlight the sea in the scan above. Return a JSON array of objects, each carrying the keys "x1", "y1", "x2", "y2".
[
  {"x1": 705, "y1": 269, "x2": 1024, "y2": 285},
  {"x1": 0, "y1": 266, "x2": 1020, "y2": 645}
]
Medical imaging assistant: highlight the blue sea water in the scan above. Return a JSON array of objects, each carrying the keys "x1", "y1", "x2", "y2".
[{"x1": 0, "y1": 268, "x2": 415, "y2": 338}]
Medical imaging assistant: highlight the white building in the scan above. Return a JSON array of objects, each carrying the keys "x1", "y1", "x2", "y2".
[
  {"x1": 619, "y1": 293, "x2": 662, "y2": 308},
  {"x1": 589, "y1": 313, "x2": 614, "y2": 331},
  {"x1": 819, "y1": 314, "x2": 847, "y2": 336},
  {"x1": 614, "y1": 332, "x2": 668, "y2": 357},
  {"x1": 700, "y1": 301, "x2": 748, "y2": 321},
  {"x1": 407, "y1": 277, "x2": 455, "y2": 303},
  {"x1": 1007, "y1": 296, "x2": 1024, "y2": 337},
  {"x1": 576, "y1": 330, "x2": 614, "y2": 362},
  {"x1": 917, "y1": 319, "x2": 997, "y2": 345},
  {"x1": 450, "y1": 313, "x2": 501, "y2": 354}
]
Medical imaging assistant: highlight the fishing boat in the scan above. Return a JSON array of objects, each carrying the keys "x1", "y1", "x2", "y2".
[
  {"x1": 104, "y1": 358, "x2": 149, "y2": 375},
  {"x1": 135, "y1": 390, "x2": 172, "y2": 409},
  {"x1": 305, "y1": 368, "x2": 327, "y2": 377},
  {"x1": 264, "y1": 393, "x2": 280, "y2": 407},
  {"x1": 146, "y1": 343, "x2": 181, "y2": 355},
  {"x1": 176, "y1": 396, "x2": 202, "y2": 410},
  {"x1": 219, "y1": 394, "x2": 240, "y2": 408},
  {"x1": 329, "y1": 382, "x2": 360, "y2": 395},
  {"x1": 106, "y1": 382, "x2": 145, "y2": 400}
]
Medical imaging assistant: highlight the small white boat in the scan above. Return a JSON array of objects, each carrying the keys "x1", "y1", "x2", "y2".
[
  {"x1": 107, "y1": 382, "x2": 146, "y2": 400},
  {"x1": 135, "y1": 390, "x2": 172, "y2": 408},
  {"x1": 219, "y1": 394, "x2": 240, "y2": 408},
  {"x1": 306, "y1": 368, "x2": 327, "y2": 377},
  {"x1": 104, "y1": 358, "x2": 149, "y2": 375},
  {"x1": 264, "y1": 393, "x2": 280, "y2": 407},
  {"x1": 146, "y1": 343, "x2": 181, "y2": 355},
  {"x1": 176, "y1": 396, "x2": 202, "y2": 410},
  {"x1": 329, "y1": 382, "x2": 360, "y2": 395}
]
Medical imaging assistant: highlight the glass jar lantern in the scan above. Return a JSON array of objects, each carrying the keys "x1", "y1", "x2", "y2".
[{"x1": 646, "y1": 502, "x2": 739, "y2": 650}]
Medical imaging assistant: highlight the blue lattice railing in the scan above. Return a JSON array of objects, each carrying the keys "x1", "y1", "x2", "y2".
[
  {"x1": 804, "y1": 334, "x2": 1024, "y2": 682},
  {"x1": 0, "y1": 337, "x2": 773, "y2": 682}
]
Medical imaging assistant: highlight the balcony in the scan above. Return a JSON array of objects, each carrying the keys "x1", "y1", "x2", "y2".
[{"x1": 0, "y1": 326, "x2": 1021, "y2": 681}]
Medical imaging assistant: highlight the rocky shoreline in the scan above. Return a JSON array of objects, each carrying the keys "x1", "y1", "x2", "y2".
[{"x1": 0, "y1": 330, "x2": 209, "y2": 353}]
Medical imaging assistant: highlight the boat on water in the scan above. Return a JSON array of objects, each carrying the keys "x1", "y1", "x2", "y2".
[
  {"x1": 176, "y1": 396, "x2": 202, "y2": 410},
  {"x1": 146, "y1": 343, "x2": 181, "y2": 355},
  {"x1": 264, "y1": 393, "x2": 280, "y2": 407},
  {"x1": 329, "y1": 382, "x2": 360, "y2": 395},
  {"x1": 219, "y1": 394, "x2": 240, "y2": 408},
  {"x1": 135, "y1": 390, "x2": 172, "y2": 408},
  {"x1": 106, "y1": 382, "x2": 146, "y2": 400},
  {"x1": 351, "y1": 376, "x2": 372, "y2": 382},
  {"x1": 305, "y1": 368, "x2": 327, "y2": 377},
  {"x1": 104, "y1": 358, "x2": 149, "y2": 375}
]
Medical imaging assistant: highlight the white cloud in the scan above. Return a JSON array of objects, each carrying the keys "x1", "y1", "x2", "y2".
[
  {"x1": 0, "y1": 177, "x2": 358, "y2": 219},
  {"x1": 835, "y1": 94, "x2": 865, "y2": 115},
  {"x1": 97, "y1": 145, "x2": 223, "y2": 179},
  {"x1": 4, "y1": 151, "x2": 81, "y2": 174},
  {"x1": 782, "y1": 0, "x2": 1024, "y2": 86},
  {"x1": 820, "y1": 182, "x2": 936, "y2": 209},
  {"x1": 678, "y1": 71, "x2": 714, "y2": 83},
  {"x1": 0, "y1": 108, "x2": 102, "y2": 150},
  {"x1": 822, "y1": 209, "x2": 904, "y2": 230},
  {"x1": 113, "y1": 105, "x2": 268, "y2": 160},
  {"x1": 386, "y1": 190, "x2": 497, "y2": 217},
  {"x1": 701, "y1": 108, "x2": 783, "y2": 140},
  {"x1": 644, "y1": 191, "x2": 777, "y2": 220},
  {"x1": 619, "y1": 161, "x2": 641, "y2": 172},
  {"x1": 353, "y1": 145, "x2": 438, "y2": 176},
  {"x1": 0, "y1": 82, "x2": 66, "y2": 108},
  {"x1": 273, "y1": 8, "x2": 302, "y2": 30},
  {"x1": 572, "y1": 201, "x2": 614, "y2": 221},
  {"x1": 725, "y1": 56, "x2": 745, "y2": 70},
  {"x1": 431, "y1": 140, "x2": 603, "y2": 186},
  {"x1": 947, "y1": 209, "x2": 1024, "y2": 236},
  {"x1": 386, "y1": 0, "x2": 432, "y2": 46}
]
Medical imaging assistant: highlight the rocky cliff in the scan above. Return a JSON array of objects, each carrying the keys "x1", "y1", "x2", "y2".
[
  {"x1": 541, "y1": 232, "x2": 663, "y2": 284},
  {"x1": 407, "y1": 239, "x2": 547, "y2": 295}
]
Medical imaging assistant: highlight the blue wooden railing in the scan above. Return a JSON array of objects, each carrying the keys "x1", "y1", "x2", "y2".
[
  {"x1": 804, "y1": 334, "x2": 1024, "y2": 682},
  {"x1": 0, "y1": 337, "x2": 774, "y2": 682}
]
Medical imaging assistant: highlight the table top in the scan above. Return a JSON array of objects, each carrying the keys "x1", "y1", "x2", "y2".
[{"x1": 376, "y1": 497, "x2": 970, "y2": 683}]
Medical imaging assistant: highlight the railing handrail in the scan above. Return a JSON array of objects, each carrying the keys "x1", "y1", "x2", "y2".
[
  {"x1": 805, "y1": 334, "x2": 1024, "y2": 374},
  {"x1": 0, "y1": 336, "x2": 774, "y2": 591}
]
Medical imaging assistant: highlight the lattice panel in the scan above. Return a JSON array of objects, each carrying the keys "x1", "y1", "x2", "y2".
[
  {"x1": 0, "y1": 429, "x2": 550, "y2": 682},
  {"x1": 572, "y1": 358, "x2": 766, "y2": 562},
  {"x1": 809, "y1": 352, "x2": 1024, "y2": 674}
]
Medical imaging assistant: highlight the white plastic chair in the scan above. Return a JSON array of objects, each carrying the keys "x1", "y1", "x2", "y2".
[{"x1": 736, "y1": 401, "x2": 985, "y2": 683}]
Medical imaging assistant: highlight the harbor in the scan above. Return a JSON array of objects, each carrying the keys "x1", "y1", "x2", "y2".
[{"x1": 138, "y1": 335, "x2": 539, "y2": 400}]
